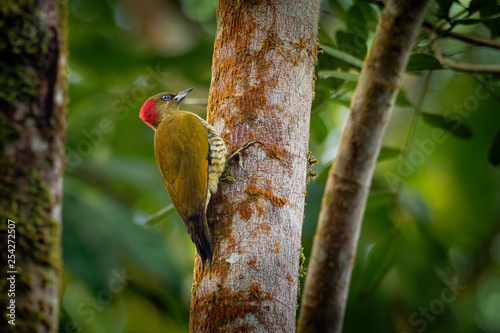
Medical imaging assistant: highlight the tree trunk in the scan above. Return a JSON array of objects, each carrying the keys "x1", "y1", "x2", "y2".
[
  {"x1": 0, "y1": 1, "x2": 67, "y2": 332},
  {"x1": 297, "y1": 1, "x2": 430, "y2": 332},
  {"x1": 189, "y1": 0, "x2": 320, "y2": 331}
]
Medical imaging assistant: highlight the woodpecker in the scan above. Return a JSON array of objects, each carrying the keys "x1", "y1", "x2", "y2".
[{"x1": 139, "y1": 88, "x2": 259, "y2": 270}]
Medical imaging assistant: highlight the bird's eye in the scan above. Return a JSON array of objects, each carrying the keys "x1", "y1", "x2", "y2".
[{"x1": 161, "y1": 95, "x2": 171, "y2": 101}]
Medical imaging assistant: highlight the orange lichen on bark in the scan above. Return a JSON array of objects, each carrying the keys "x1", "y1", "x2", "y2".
[
  {"x1": 208, "y1": 3, "x2": 278, "y2": 129},
  {"x1": 275, "y1": 241, "x2": 280, "y2": 253},
  {"x1": 275, "y1": 37, "x2": 311, "y2": 66},
  {"x1": 191, "y1": 285, "x2": 256, "y2": 331},
  {"x1": 207, "y1": 1, "x2": 298, "y2": 157},
  {"x1": 286, "y1": 273, "x2": 293, "y2": 282},
  {"x1": 191, "y1": 279, "x2": 274, "y2": 331},
  {"x1": 265, "y1": 144, "x2": 287, "y2": 160},
  {"x1": 247, "y1": 258, "x2": 256, "y2": 269},
  {"x1": 245, "y1": 183, "x2": 288, "y2": 207},
  {"x1": 208, "y1": 1, "x2": 260, "y2": 128},
  {"x1": 256, "y1": 222, "x2": 271, "y2": 234},
  {"x1": 232, "y1": 324, "x2": 256, "y2": 332},
  {"x1": 248, "y1": 282, "x2": 264, "y2": 299},
  {"x1": 237, "y1": 200, "x2": 253, "y2": 221},
  {"x1": 255, "y1": 200, "x2": 266, "y2": 217},
  {"x1": 192, "y1": 185, "x2": 270, "y2": 330}
]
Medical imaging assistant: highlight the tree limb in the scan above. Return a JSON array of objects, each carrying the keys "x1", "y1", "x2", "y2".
[
  {"x1": 0, "y1": 0, "x2": 66, "y2": 331},
  {"x1": 423, "y1": 21, "x2": 500, "y2": 50},
  {"x1": 297, "y1": 0, "x2": 430, "y2": 332},
  {"x1": 430, "y1": 35, "x2": 500, "y2": 74},
  {"x1": 190, "y1": 0, "x2": 320, "y2": 331}
]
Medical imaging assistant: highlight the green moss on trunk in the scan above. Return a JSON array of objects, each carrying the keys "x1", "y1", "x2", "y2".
[
  {"x1": 0, "y1": 0, "x2": 48, "y2": 103},
  {"x1": 0, "y1": 0, "x2": 66, "y2": 331}
]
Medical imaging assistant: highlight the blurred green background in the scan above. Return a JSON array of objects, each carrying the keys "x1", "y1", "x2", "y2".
[{"x1": 62, "y1": 0, "x2": 500, "y2": 332}]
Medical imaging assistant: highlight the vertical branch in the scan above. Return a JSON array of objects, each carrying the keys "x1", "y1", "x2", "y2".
[
  {"x1": 189, "y1": 0, "x2": 320, "y2": 331},
  {"x1": 0, "y1": 1, "x2": 67, "y2": 332},
  {"x1": 297, "y1": 0, "x2": 430, "y2": 332}
]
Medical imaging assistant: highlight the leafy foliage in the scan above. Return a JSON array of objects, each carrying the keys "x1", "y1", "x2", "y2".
[
  {"x1": 420, "y1": 112, "x2": 473, "y2": 139},
  {"x1": 355, "y1": 231, "x2": 399, "y2": 300}
]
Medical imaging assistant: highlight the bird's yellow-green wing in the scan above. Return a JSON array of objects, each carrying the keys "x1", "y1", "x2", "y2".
[
  {"x1": 154, "y1": 112, "x2": 213, "y2": 268},
  {"x1": 154, "y1": 112, "x2": 209, "y2": 222}
]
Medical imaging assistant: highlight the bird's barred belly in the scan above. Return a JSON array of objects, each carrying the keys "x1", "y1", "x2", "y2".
[{"x1": 199, "y1": 119, "x2": 228, "y2": 196}]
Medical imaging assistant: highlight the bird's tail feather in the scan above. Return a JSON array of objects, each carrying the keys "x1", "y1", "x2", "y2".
[{"x1": 186, "y1": 211, "x2": 213, "y2": 271}]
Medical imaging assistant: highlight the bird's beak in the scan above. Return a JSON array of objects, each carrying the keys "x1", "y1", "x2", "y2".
[{"x1": 174, "y1": 88, "x2": 194, "y2": 104}]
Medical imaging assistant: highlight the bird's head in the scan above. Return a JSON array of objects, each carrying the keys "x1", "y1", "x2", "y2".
[{"x1": 139, "y1": 87, "x2": 193, "y2": 129}]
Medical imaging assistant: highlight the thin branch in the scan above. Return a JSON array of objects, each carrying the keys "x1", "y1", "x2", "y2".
[
  {"x1": 297, "y1": 0, "x2": 430, "y2": 332},
  {"x1": 425, "y1": 23, "x2": 500, "y2": 50},
  {"x1": 142, "y1": 204, "x2": 175, "y2": 228},
  {"x1": 472, "y1": 73, "x2": 500, "y2": 105},
  {"x1": 392, "y1": 73, "x2": 432, "y2": 227},
  {"x1": 430, "y1": 35, "x2": 500, "y2": 74},
  {"x1": 396, "y1": 73, "x2": 432, "y2": 195}
]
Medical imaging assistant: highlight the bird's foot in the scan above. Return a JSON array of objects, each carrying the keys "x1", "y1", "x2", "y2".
[{"x1": 226, "y1": 139, "x2": 262, "y2": 171}]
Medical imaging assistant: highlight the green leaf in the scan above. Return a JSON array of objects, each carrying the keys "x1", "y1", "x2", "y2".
[
  {"x1": 347, "y1": 5, "x2": 367, "y2": 31},
  {"x1": 318, "y1": 70, "x2": 360, "y2": 82},
  {"x1": 356, "y1": 232, "x2": 399, "y2": 299},
  {"x1": 455, "y1": 13, "x2": 500, "y2": 25},
  {"x1": 479, "y1": 3, "x2": 500, "y2": 37},
  {"x1": 406, "y1": 54, "x2": 444, "y2": 72},
  {"x1": 321, "y1": 44, "x2": 364, "y2": 68},
  {"x1": 311, "y1": 85, "x2": 328, "y2": 111},
  {"x1": 395, "y1": 90, "x2": 412, "y2": 107},
  {"x1": 420, "y1": 112, "x2": 473, "y2": 139},
  {"x1": 353, "y1": 0, "x2": 380, "y2": 25},
  {"x1": 435, "y1": 0, "x2": 455, "y2": 16},
  {"x1": 345, "y1": 5, "x2": 372, "y2": 57},
  {"x1": 366, "y1": 191, "x2": 396, "y2": 212},
  {"x1": 310, "y1": 114, "x2": 329, "y2": 143},
  {"x1": 337, "y1": 31, "x2": 367, "y2": 60},
  {"x1": 468, "y1": 1, "x2": 500, "y2": 36},
  {"x1": 468, "y1": 0, "x2": 490, "y2": 14},
  {"x1": 316, "y1": 163, "x2": 332, "y2": 184},
  {"x1": 327, "y1": 0, "x2": 348, "y2": 23},
  {"x1": 378, "y1": 146, "x2": 402, "y2": 162},
  {"x1": 488, "y1": 129, "x2": 500, "y2": 166},
  {"x1": 332, "y1": 98, "x2": 351, "y2": 108},
  {"x1": 400, "y1": 187, "x2": 432, "y2": 223}
]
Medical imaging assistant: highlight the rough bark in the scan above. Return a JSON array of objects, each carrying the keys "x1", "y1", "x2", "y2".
[
  {"x1": 0, "y1": 0, "x2": 67, "y2": 332},
  {"x1": 297, "y1": 1, "x2": 429, "y2": 332},
  {"x1": 189, "y1": 0, "x2": 320, "y2": 331}
]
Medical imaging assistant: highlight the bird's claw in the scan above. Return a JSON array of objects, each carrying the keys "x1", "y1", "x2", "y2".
[
  {"x1": 238, "y1": 152, "x2": 248, "y2": 171},
  {"x1": 226, "y1": 139, "x2": 263, "y2": 171}
]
